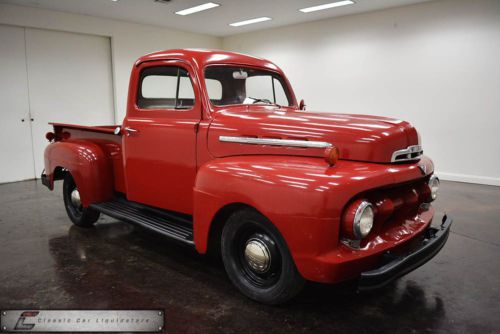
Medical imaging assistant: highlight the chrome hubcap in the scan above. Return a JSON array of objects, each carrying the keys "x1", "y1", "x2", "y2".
[
  {"x1": 244, "y1": 238, "x2": 271, "y2": 273},
  {"x1": 70, "y1": 189, "x2": 81, "y2": 208}
]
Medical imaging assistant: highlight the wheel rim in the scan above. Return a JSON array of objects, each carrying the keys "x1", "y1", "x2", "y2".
[
  {"x1": 66, "y1": 181, "x2": 83, "y2": 216},
  {"x1": 70, "y1": 189, "x2": 82, "y2": 208},
  {"x1": 234, "y1": 224, "x2": 282, "y2": 288},
  {"x1": 244, "y1": 238, "x2": 271, "y2": 273}
]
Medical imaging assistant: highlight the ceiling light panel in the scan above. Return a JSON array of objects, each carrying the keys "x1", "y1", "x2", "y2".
[
  {"x1": 299, "y1": 1, "x2": 354, "y2": 13},
  {"x1": 229, "y1": 17, "x2": 272, "y2": 27},
  {"x1": 175, "y1": 2, "x2": 220, "y2": 16}
]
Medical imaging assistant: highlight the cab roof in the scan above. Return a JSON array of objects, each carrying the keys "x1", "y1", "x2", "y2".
[{"x1": 135, "y1": 48, "x2": 281, "y2": 72}]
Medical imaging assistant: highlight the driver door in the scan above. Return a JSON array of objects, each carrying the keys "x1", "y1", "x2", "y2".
[{"x1": 122, "y1": 60, "x2": 200, "y2": 214}]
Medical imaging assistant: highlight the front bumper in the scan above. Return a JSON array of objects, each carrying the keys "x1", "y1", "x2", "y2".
[{"x1": 358, "y1": 214, "x2": 452, "y2": 291}]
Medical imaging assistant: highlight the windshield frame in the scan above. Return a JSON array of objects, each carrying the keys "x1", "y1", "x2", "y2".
[{"x1": 202, "y1": 63, "x2": 298, "y2": 110}]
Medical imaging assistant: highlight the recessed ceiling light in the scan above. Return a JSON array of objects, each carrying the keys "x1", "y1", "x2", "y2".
[
  {"x1": 175, "y1": 2, "x2": 220, "y2": 16},
  {"x1": 229, "y1": 17, "x2": 272, "y2": 27},
  {"x1": 299, "y1": 0, "x2": 354, "y2": 13}
]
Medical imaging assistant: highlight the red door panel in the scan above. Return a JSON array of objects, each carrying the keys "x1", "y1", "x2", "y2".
[{"x1": 123, "y1": 61, "x2": 201, "y2": 214}]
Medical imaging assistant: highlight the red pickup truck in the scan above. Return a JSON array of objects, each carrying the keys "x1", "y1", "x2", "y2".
[{"x1": 42, "y1": 49, "x2": 451, "y2": 305}]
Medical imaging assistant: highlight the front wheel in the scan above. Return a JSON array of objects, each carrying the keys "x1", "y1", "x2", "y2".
[
  {"x1": 221, "y1": 209, "x2": 305, "y2": 305},
  {"x1": 63, "y1": 173, "x2": 100, "y2": 227}
]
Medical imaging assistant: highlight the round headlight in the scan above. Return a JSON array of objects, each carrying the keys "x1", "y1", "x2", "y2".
[
  {"x1": 428, "y1": 175, "x2": 440, "y2": 201},
  {"x1": 353, "y1": 201, "x2": 374, "y2": 239}
]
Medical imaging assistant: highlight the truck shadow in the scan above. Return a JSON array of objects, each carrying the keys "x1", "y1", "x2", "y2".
[{"x1": 47, "y1": 219, "x2": 447, "y2": 333}]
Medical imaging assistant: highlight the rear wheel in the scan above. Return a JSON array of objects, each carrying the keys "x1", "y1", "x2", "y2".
[
  {"x1": 63, "y1": 173, "x2": 100, "y2": 227},
  {"x1": 221, "y1": 209, "x2": 305, "y2": 305}
]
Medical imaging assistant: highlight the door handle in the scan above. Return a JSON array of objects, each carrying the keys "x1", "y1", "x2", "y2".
[{"x1": 124, "y1": 127, "x2": 138, "y2": 136}]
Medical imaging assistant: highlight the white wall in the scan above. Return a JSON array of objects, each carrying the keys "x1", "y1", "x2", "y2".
[
  {"x1": 223, "y1": 0, "x2": 500, "y2": 186},
  {"x1": 1, "y1": 1, "x2": 498, "y2": 186},
  {"x1": 0, "y1": 4, "x2": 221, "y2": 123}
]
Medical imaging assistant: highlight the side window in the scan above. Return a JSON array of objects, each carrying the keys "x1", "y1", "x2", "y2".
[{"x1": 138, "y1": 66, "x2": 195, "y2": 110}]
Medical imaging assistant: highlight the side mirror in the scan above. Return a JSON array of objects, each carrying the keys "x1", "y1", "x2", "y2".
[{"x1": 299, "y1": 99, "x2": 306, "y2": 110}]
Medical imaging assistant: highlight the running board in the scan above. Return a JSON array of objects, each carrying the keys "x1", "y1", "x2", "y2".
[{"x1": 90, "y1": 199, "x2": 194, "y2": 246}]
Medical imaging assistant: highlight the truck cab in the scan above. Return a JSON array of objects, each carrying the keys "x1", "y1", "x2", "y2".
[{"x1": 42, "y1": 49, "x2": 452, "y2": 305}]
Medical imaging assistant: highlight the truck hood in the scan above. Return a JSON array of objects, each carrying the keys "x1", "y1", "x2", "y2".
[{"x1": 207, "y1": 106, "x2": 420, "y2": 163}]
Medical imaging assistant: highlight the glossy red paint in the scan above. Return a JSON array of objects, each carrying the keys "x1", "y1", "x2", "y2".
[
  {"x1": 43, "y1": 49, "x2": 439, "y2": 284},
  {"x1": 44, "y1": 142, "x2": 112, "y2": 207},
  {"x1": 122, "y1": 59, "x2": 202, "y2": 214},
  {"x1": 207, "y1": 107, "x2": 419, "y2": 163},
  {"x1": 44, "y1": 125, "x2": 125, "y2": 197},
  {"x1": 193, "y1": 155, "x2": 434, "y2": 282}
]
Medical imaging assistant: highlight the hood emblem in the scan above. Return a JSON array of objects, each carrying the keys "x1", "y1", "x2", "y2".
[{"x1": 391, "y1": 145, "x2": 423, "y2": 162}]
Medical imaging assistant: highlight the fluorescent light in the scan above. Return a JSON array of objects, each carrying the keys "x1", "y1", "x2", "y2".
[
  {"x1": 229, "y1": 17, "x2": 272, "y2": 27},
  {"x1": 299, "y1": 0, "x2": 354, "y2": 13},
  {"x1": 175, "y1": 2, "x2": 219, "y2": 16}
]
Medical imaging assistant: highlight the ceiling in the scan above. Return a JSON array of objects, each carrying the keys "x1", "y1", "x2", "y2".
[{"x1": 0, "y1": 0, "x2": 433, "y2": 37}]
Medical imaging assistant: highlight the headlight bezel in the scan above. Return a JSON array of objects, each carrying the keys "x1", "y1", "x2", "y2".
[
  {"x1": 428, "y1": 175, "x2": 440, "y2": 201},
  {"x1": 353, "y1": 201, "x2": 374, "y2": 239}
]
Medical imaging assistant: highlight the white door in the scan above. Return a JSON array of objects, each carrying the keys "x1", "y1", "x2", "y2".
[
  {"x1": 25, "y1": 28, "x2": 115, "y2": 177},
  {"x1": 0, "y1": 25, "x2": 36, "y2": 183}
]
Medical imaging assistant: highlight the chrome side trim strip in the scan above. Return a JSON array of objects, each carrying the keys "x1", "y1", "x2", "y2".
[
  {"x1": 391, "y1": 145, "x2": 423, "y2": 162},
  {"x1": 219, "y1": 136, "x2": 332, "y2": 149}
]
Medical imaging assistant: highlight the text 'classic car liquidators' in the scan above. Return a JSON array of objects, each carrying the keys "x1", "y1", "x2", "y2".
[{"x1": 42, "y1": 49, "x2": 452, "y2": 305}]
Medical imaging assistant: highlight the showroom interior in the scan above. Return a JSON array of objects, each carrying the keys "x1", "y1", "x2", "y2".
[{"x1": 0, "y1": 0, "x2": 498, "y2": 332}]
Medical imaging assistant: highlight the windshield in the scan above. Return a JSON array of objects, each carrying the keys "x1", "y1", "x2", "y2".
[{"x1": 204, "y1": 66, "x2": 293, "y2": 107}]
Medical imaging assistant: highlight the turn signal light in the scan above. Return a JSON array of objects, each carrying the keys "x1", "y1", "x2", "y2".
[
  {"x1": 61, "y1": 131, "x2": 71, "y2": 140},
  {"x1": 324, "y1": 146, "x2": 339, "y2": 166},
  {"x1": 45, "y1": 132, "x2": 55, "y2": 142}
]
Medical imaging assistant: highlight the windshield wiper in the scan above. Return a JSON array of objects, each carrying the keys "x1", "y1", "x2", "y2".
[{"x1": 247, "y1": 97, "x2": 282, "y2": 108}]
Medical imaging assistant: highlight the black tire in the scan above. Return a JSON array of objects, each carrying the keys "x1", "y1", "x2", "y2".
[
  {"x1": 221, "y1": 209, "x2": 305, "y2": 305},
  {"x1": 63, "y1": 173, "x2": 100, "y2": 227}
]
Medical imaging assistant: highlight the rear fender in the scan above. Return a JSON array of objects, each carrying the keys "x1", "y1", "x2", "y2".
[{"x1": 44, "y1": 140, "x2": 114, "y2": 206}]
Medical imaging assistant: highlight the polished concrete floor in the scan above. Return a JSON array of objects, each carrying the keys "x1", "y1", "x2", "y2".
[{"x1": 0, "y1": 180, "x2": 498, "y2": 333}]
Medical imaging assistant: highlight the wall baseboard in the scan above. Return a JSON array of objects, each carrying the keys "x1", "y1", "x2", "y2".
[{"x1": 437, "y1": 172, "x2": 500, "y2": 187}]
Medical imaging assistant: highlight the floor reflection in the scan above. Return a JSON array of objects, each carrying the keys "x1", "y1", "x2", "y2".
[
  {"x1": 47, "y1": 220, "x2": 448, "y2": 333},
  {"x1": 2, "y1": 180, "x2": 495, "y2": 333}
]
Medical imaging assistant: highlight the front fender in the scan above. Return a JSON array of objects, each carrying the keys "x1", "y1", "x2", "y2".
[
  {"x1": 193, "y1": 155, "x2": 434, "y2": 282},
  {"x1": 44, "y1": 140, "x2": 114, "y2": 206},
  {"x1": 193, "y1": 156, "x2": 341, "y2": 273}
]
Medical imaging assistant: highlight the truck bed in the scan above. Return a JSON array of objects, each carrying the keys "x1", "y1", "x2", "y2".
[
  {"x1": 50, "y1": 122, "x2": 118, "y2": 134},
  {"x1": 49, "y1": 122, "x2": 126, "y2": 193}
]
